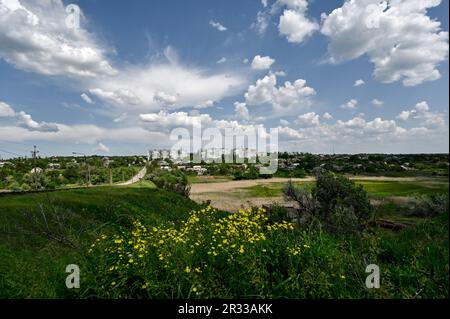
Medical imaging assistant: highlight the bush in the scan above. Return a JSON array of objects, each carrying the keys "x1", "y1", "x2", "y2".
[
  {"x1": 283, "y1": 170, "x2": 373, "y2": 233},
  {"x1": 232, "y1": 165, "x2": 259, "y2": 180},
  {"x1": 148, "y1": 169, "x2": 191, "y2": 197},
  {"x1": 327, "y1": 205, "x2": 360, "y2": 235},
  {"x1": 20, "y1": 183, "x2": 31, "y2": 191},
  {"x1": 313, "y1": 170, "x2": 372, "y2": 223},
  {"x1": 262, "y1": 203, "x2": 290, "y2": 224},
  {"x1": 405, "y1": 193, "x2": 449, "y2": 217}
]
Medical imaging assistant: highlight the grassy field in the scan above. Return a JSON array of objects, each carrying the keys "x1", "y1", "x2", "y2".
[
  {"x1": 0, "y1": 182, "x2": 200, "y2": 298},
  {"x1": 0, "y1": 178, "x2": 448, "y2": 298},
  {"x1": 240, "y1": 179, "x2": 449, "y2": 198},
  {"x1": 188, "y1": 178, "x2": 449, "y2": 212},
  {"x1": 188, "y1": 175, "x2": 234, "y2": 184}
]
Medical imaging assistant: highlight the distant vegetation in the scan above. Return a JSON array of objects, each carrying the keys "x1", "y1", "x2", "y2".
[
  {"x1": 1, "y1": 153, "x2": 447, "y2": 191},
  {"x1": 0, "y1": 156, "x2": 146, "y2": 191}
]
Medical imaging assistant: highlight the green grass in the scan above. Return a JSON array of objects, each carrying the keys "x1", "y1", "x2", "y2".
[
  {"x1": 0, "y1": 178, "x2": 448, "y2": 298},
  {"x1": 355, "y1": 180, "x2": 448, "y2": 197},
  {"x1": 122, "y1": 180, "x2": 157, "y2": 189},
  {"x1": 239, "y1": 179, "x2": 449, "y2": 199},
  {"x1": 188, "y1": 175, "x2": 233, "y2": 184},
  {"x1": 0, "y1": 184, "x2": 200, "y2": 298}
]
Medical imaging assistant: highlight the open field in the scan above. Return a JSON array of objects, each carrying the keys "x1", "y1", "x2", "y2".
[
  {"x1": 0, "y1": 179, "x2": 448, "y2": 298},
  {"x1": 190, "y1": 176, "x2": 449, "y2": 211}
]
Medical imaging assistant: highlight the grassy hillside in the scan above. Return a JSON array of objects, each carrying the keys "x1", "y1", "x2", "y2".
[
  {"x1": 0, "y1": 179, "x2": 448, "y2": 299},
  {"x1": 0, "y1": 183, "x2": 201, "y2": 298}
]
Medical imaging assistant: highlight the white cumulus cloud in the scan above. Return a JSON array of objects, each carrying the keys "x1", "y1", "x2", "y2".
[
  {"x1": 245, "y1": 73, "x2": 316, "y2": 110},
  {"x1": 321, "y1": 0, "x2": 449, "y2": 86},
  {"x1": 278, "y1": 0, "x2": 318, "y2": 43},
  {"x1": 354, "y1": 79, "x2": 365, "y2": 87},
  {"x1": 251, "y1": 55, "x2": 275, "y2": 70},
  {"x1": 0, "y1": 0, "x2": 116, "y2": 78},
  {"x1": 0, "y1": 101, "x2": 15, "y2": 117},
  {"x1": 372, "y1": 99, "x2": 384, "y2": 107},
  {"x1": 234, "y1": 102, "x2": 250, "y2": 120},
  {"x1": 209, "y1": 20, "x2": 227, "y2": 32},
  {"x1": 341, "y1": 99, "x2": 358, "y2": 110}
]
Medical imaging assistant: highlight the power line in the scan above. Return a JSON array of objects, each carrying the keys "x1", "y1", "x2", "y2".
[{"x1": 0, "y1": 148, "x2": 24, "y2": 158}]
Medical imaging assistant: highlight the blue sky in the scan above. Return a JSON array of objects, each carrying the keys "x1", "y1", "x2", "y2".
[{"x1": 0, "y1": 0, "x2": 449, "y2": 158}]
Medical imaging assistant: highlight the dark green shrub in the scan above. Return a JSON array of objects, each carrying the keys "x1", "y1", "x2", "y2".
[
  {"x1": 148, "y1": 169, "x2": 191, "y2": 197},
  {"x1": 405, "y1": 193, "x2": 449, "y2": 217},
  {"x1": 283, "y1": 170, "x2": 373, "y2": 233}
]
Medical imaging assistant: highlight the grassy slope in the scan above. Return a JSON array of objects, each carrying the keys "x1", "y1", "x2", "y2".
[
  {"x1": 0, "y1": 183, "x2": 200, "y2": 298},
  {"x1": 0, "y1": 179, "x2": 448, "y2": 298}
]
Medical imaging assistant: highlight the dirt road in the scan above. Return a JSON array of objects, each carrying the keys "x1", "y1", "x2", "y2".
[{"x1": 117, "y1": 167, "x2": 147, "y2": 186}]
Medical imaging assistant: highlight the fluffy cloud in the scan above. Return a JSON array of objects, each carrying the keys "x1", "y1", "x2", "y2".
[
  {"x1": 0, "y1": 101, "x2": 58, "y2": 132},
  {"x1": 140, "y1": 111, "x2": 213, "y2": 130},
  {"x1": 278, "y1": 0, "x2": 318, "y2": 43},
  {"x1": 86, "y1": 60, "x2": 245, "y2": 112},
  {"x1": 194, "y1": 100, "x2": 215, "y2": 109},
  {"x1": 322, "y1": 112, "x2": 333, "y2": 120},
  {"x1": 1, "y1": 102, "x2": 447, "y2": 154},
  {"x1": 153, "y1": 91, "x2": 177, "y2": 106},
  {"x1": 244, "y1": 73, "x2": 316, "y2": 110},
  {"x1": 372, "y1": 99, "x2": 384, "y2": 107},
  {"x1": 0, "y1": 0, "x2": 116, "y2": 78},
  {"x1": 80, "y1": 93, "x2": 94, "y2": 104},
  {"x1": 341, "y1": 99, "x2": 358, "y2": 110},
  {"x1": 295, "y1": 112, "x2": 320, "y2": 127},
  {"x1": 321, "y1": 0, "x2": 449, "y2": 86},
  {"x1": 16, "y1": 111, "x2": 59, "y2": 132},
  {"x1": 396, "y1": 101, "x2": 445, "y2": 128},
  {"x1": 0, "y1": 2, "x2": 245, "y2": 113},
  {"x1": 397, "y1": 110, "x2": 411, "y2": 121},
  {"x1": 209, "y1": 20, "x2": 227, "y2": 32},
  {"x1": 278, "y1": 125, "x2": 304, "y2": 139},
  {"x1": 251, "y1": 55, "x2": 275, "y2": 70},
  {"x1": 354, "y1": 79, "x2": 365, "y2": 87},
  {"x1": 0, "y1": 101, "x2": 15, "y2": 117},
  {"x1": 234, "y1": 102, "x2": 250, "y2": 120},
  {"x1": 139, "y1": 110, "x2": 271, "y2": 141},
  {"x1": 89, "y1": 88, "x2": 141, "y2": 106}
]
